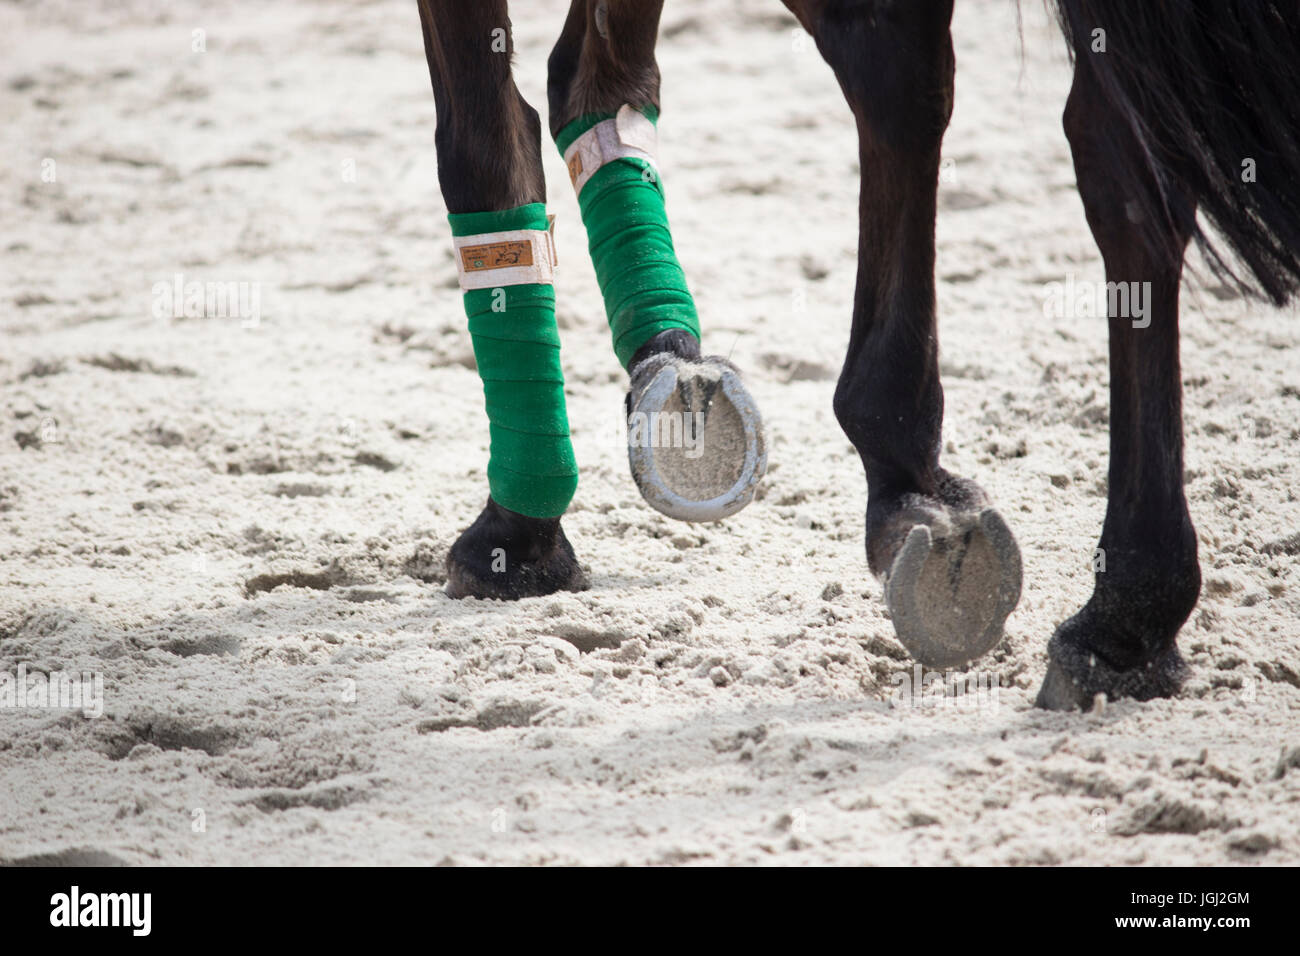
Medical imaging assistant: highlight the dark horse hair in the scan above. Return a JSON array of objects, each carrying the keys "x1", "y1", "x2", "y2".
[{"x1": 1051, "y1": 0, "x2": 1300, "y2": 305}]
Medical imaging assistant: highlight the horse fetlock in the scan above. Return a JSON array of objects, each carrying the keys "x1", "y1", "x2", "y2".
[
  {"x1": 627, "y1": 328, "x2": 700, "y2": 375},
  {"x1": 1073, "y1": 545, "x2": 1201, "y2": 668},
  {"x1": 1036, "y1": 543, "x2": 1199, "y2": 709},
  {"x1": 833, "y1": 372, "x2": 943, "y2": 484}
]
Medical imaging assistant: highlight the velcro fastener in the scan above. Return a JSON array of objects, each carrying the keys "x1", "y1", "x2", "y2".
[{"x1": 562, "y1": 104, "x2": 658, "y2": 196}]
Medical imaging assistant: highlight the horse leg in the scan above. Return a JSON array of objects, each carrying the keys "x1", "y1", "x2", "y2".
[
  {"x1": 1037, "y1": 52, "x2": 1200, "y2": 709},
  {"x1": 782, "y1": 0, "x2": 1021, "y2": 669},
  {"x1": 417, "y1": 0, "x2": 587, "y2": 599},
  {"x1": 548, "y1": 0, "x2": 669, "y2": 375},
  {"x1": 548, "y1": 0, "x2": 767, "y2": 523}
]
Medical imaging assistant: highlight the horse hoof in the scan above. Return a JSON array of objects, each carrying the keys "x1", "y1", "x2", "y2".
[
  {"x1": 882, "y1": 507, "x2": 1022, "y2": 669},
  {"x1": 1035, "y1": 614, "x2": 1189, "y2": 710},
  {"x1": 625, "y1": 354, "x2": 766, "y2": 522},
  {"x1": 1035, "y1": 658, "x2": 1093, "y2": 711},
  {"x1": 445, "y1": 499, "x2": 589, "y2": 600}
]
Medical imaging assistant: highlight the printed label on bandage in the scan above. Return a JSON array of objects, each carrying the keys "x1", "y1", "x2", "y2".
[
  {"x1": 452, "y1": 227, "x2": 556, "y2": 291},
  {"x1": 562, "y1": 105, "x2": 658, "y2": 196},
  {"x1": 460, "y1": 241, "x2": 534, "y2": 272},
  {"x1": 567, "y1": 153, "x2": 584, "y2": 186}
]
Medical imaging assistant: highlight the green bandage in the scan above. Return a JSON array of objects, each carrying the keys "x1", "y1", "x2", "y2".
[
  {"x1": 556, "y1": 106, "x2": 701, "y2": 369},
  {"x1": 448, "y1": 203, "x2": 578, "y2": 519}
]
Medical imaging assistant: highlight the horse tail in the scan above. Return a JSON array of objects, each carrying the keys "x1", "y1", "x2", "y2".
[{"x1": 1051, "y1": 0, "x2": 1300, "y2": 305}]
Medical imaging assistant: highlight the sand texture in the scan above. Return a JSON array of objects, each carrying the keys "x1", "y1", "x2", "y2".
[{"x1": 2, "y1": 0, "x2": 1298, "y2": 865}]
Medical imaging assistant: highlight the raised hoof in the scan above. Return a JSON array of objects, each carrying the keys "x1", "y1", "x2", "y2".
[
  {"x1": 445, "y1": 498, "x2": 588, "y2": 600},
  {"x1": 882, "y1": 507, "x2": 1022, "y2": 669},
  {"x1": 1035, "y1": 618, "x2": 1190, "y2": 711},
  {"x1": 625, "y1": 352, "x2": 766, "y2": 523}
]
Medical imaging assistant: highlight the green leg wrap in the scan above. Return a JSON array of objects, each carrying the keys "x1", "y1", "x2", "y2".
[
  {"x1": 555, "y1": 107, "x2": 701, "y2": 370},
  {"x1": 447, "y1": 204, "x2": 578, "y2": 519}
]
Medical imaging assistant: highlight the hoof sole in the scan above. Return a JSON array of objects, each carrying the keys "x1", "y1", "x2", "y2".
[
  {"x1": 883, "y1": 508, "x2": 1022, "y2": 669},
  {"x1": 627, "y1": 356, "x2": 766, "y2": 522}
]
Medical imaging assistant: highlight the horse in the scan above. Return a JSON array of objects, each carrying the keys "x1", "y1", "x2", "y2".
[{"x1": 414, "y1": 0, "x2": 1300, "y2": 710}]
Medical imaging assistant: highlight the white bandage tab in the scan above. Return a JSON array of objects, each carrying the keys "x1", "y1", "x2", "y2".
[
  {"x1": 563, "y1": 104, "x2": 658, "y2": 196},
  {"x1": 453, "y1": 217, "x2": 557, "y2": 291}
]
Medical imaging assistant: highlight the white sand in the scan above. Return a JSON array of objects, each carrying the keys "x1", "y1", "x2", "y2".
[{"x1": 1, "y1": 0, "x2": 1297, "y2": 866}]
